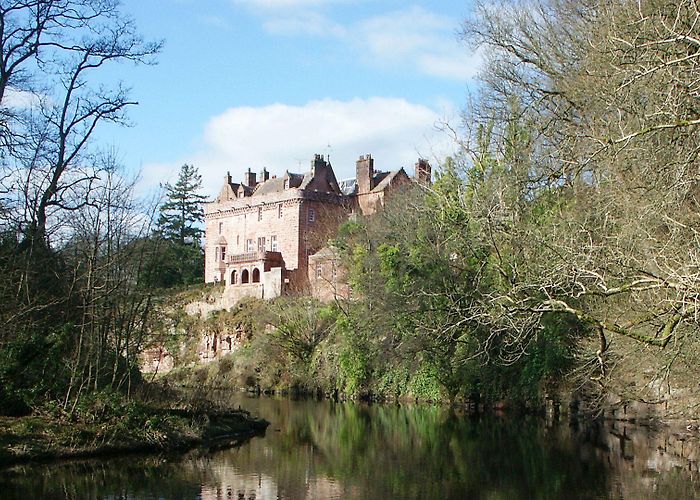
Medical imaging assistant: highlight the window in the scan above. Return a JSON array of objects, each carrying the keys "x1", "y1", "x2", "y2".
[
  {"x1": 308, "y1": 207, "x2": 315, "y2": 223},
  {"x1": 316, "y1": 264, "x2": 322, "y2": 279},
  {"x1": 220, "y1": 246, "x2": 226, "y2": 261},
  {"x1": 252, "y1": 268, "x2": 261, "y2": 283},
  {"x1": 257, "y1": 206, "x2": 262, "y2": 221},
  {"x1": 278, "y1": 204, "x2": 283, "y2": 218},
  {"x1": 241, "y1": 269, "x2": 250, "y2": 284},
  {"x1": 215, "y1": 247, "x2": 220, "y2": 261},
  {"x1": 218, "y1": 222, "x2": 223, "y2": 234},
  {"x1": 257, "y1": 236, "x2": 266, "y2": 252},
  {"x1": 230, "y1": 270, "x2": 237, "y2": 285},
  {"x1": 237, "y1": 235, "x2": 240, "y2": 246},
  {"x1": 270, "y1": 235, "x2": 278, "y2": 252},
  {"x1": 246, "y1": 239, "x2": 254, "y2": 252}
]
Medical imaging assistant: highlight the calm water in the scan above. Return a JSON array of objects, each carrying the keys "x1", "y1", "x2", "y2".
[{"x1": 1, "y1": 393, "x2": 699, "y2": 499}]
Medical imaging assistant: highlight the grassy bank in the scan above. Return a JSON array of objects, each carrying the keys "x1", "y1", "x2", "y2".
[{"x1": 0, "y1": 387, "x2": 268, "y2": 467}]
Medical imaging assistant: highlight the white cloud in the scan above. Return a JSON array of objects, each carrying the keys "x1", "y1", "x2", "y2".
[
  {"x1": 416, "y1": 50, "x2": 483, "y2": 81},
  {"x1": 263, "y1": 11, "x2": 346, "y2": 37},
  {"x1": 237, "y1": 2, "x2": 481, "y2": 81},
  {"x1": 2, "y1": 88, "x2": 42, "y2": 109},
  {"x1": 140, "y1": 97, "x2": 458, "y2": 197},
  {"x1": 356, "y1": 6, "x2": 480, "y2": 81}
]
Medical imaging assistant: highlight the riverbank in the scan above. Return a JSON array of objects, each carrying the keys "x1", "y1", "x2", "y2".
[
  {"x1": 163, "y1": 374, "x2": 700, "y2": 438},
  {"x1": 152, "y1": 290, "x2": 700, "y2": 428},
  {"x1": 0, "y1": 400, "x2": 269, "y2": 467}
]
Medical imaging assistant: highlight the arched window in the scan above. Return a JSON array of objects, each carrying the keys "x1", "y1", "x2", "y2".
[
  {"x1": 241, "y1": 269, "x2": 250, "y2": 284},
  {"x1": 252, "y1": 268, "x2": 261, "y2": 283},
  {"x1": 230, "y1": 270, "x2": 237, "y2": 285}
]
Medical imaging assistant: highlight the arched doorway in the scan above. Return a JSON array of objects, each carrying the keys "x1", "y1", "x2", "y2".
[
  {"x1": 241, "y1": 269, "x2": 250, "y2": 284},
  {"x1": 252, "y1": 268, "x2": 261, "y2": 283}
]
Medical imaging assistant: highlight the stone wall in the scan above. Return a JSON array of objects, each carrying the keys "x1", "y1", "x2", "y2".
[
  {"x1": 205, "y1": 192, "x2": 304, "y2": 284},
  {"x1": 308, "y1": 247, "x2": 350, "y2": 303}
]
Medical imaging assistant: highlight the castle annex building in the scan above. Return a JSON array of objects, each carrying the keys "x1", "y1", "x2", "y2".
[{"x1": 204, "y1": 153, "x2": 431, "y2": 302}]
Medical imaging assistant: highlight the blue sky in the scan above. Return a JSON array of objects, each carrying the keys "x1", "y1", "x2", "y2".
[{"x1": 99, "y1": 0, "x2": 479, "y2": 196}]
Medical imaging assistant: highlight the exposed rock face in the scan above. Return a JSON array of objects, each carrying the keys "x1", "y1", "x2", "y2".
[{"x1": 140, "y1": 346, "x2": 174, "y2": 374}]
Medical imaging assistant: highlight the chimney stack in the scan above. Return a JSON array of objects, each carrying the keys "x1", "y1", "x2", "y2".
[
  {"x1": 414, "y1": 158, "x2": 431, "y2": 185},
  {"x1": 311, "y1": 154, "x2": 327, "y2": 176},
  {"x1": 260, "y1": 167, "x2": 270, "y2": 182},
  {"x1": 244, "y1": 167, "x2": 257, "y2": 187},
  {"x1": 356, "y1": 154, "x2": 374, "y2": 194}
]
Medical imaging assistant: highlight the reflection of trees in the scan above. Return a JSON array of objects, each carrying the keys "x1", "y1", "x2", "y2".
[
  {"x1": 0, "y1": 456, "x2": 202, "y2": 499},
  {"x1": 3, "y1": 396, "x2": 698, "y2": 499},
  {"x1": 200, "y1": 397, "x2": 614, "y2": 499}
]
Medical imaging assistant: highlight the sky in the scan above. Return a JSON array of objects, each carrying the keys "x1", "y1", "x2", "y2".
[{"x1": 98, "y1": 0, "x2": 479, "y2": 198}]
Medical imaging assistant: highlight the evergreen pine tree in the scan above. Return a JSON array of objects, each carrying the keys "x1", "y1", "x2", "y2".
[
  {"x1": 157, "y1": 164, "x2": 207, "y2": 244},
  {"x1": 149, "y1": 164, "x2": 207, "y2": 286}
]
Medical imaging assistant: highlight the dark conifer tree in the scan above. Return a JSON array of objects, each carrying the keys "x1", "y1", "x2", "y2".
[
  {"x1": 157, "y1": 164, "x2": 207, "y2": 245},
  {"x1": 149, "y1": 164, "x2": 207, "y2": 286}
]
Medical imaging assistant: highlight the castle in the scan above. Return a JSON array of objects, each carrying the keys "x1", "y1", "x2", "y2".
[{"x1": 204, "y1": 153, "x2": 431, "y2": 302}]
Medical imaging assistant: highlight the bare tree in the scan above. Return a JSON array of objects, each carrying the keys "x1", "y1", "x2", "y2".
[
  {"x1": 458, "y1": 0, "x2": 700, "y2": 405},
  {"x1": 0, "y1": 1, "x2": 161, "y2": 412}
]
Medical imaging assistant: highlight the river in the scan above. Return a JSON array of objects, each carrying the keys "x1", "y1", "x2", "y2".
[{"x1": 1, "y1": 393, "x2": 699, "y2": 499}]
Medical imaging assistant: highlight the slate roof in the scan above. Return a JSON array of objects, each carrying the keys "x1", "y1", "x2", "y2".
[
  {"x1": 339, "y1": 170, "x2": 405, "y2": 195},
  {"x1": 253, "y1": 172, "x2": 304, "y2": 196},
  {"x1": 309, "y1": 246, "x2": 339, "y2": 259},
  {"x1": 214, "y1": 163, "x2": 408, "y2": 202},
  {"x1": 339, "y1": 178, "x2": 357, "y2": 196},
  {"x1": 372, "y1": 169, "x2": 405, "y2": 193}
]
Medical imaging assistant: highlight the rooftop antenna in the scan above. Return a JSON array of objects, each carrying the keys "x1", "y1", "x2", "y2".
[{"x1": 326, "y1": 143, "x2": 333, "y2": 163}]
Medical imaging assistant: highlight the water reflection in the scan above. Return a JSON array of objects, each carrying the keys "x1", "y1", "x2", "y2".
[{"x1": 1, "y1": 393, "x2": 699, "y2": 499}]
